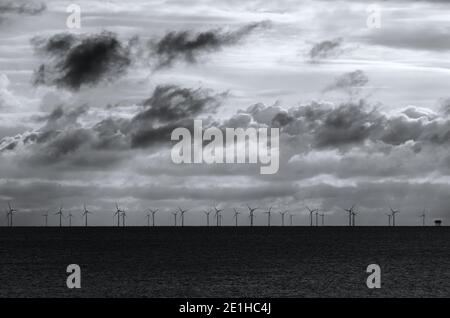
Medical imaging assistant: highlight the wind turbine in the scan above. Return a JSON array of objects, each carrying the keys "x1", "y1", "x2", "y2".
[
  {"x1": 54, "y1": 206, "x2": 64, "y2": 227},
  {"x1": 171, "y1": 211, "x2": 178, "y2": 226},
  {"x1": 386, "y1": 213, "x2": 391, "y2": 226},
  {"x1": 149, "y1": 209, "x2": 158, "y2": 226},
  {"x1": 420, "y1": 209, "x2": 426, "y2": 226},
  {"x1": 390, "y1": 207, "x2": 399, "y2": 226},
  {"x1": 178, "y1": 207, "x2": 188, "y2": 227},
  {"x1": 351, "y1": 210, "x2": 358, "y2": 226},
  {"x1": 145, "y1": 211, "x2": 151, "y2": 226},
  {"x1": 289, "y1": 213, "x2": 294, "y2": 226},
  {"x1": 214, "y1": 205, "x2": 223, "y2": 227},
  {"x1": 82, "y1": 204, "x2": 92, "y2": 226},
  {"x1": 114, "y1": 203, "x2": 123, "y2": 227},
  {"x1": 246, "y1": 204, "x2": 258, "y2": 226},
  {"x1": 343, "y1": 205, "x2": 355, "y2": 226},
  {"x1": 203, "y1": 209, "x2": 212, "y2": 226},
  {"x1": 264, "y1": 207, "x2": 273, "y2": 226},
  {"x1": 315, "y1": 209, "x2": 319, "y2": 226},
  {"x1": 5, "y1": 209, "x2": 9, "y2": 226},
  {"x1": 42, "y1": 211, "x2": 49, "y2": 227},
  {"x1": 306, "y1": 206, "x2": 318, "y2": 226},
  {"x1": 121, "y1": 209, "x2": 126, "y2": 227},
  {"x1": 67, "y1": 212, "x2": 74, "y2": 227},
  {"x1": 279, "y1": 210, "x2": 289, "y2": 226},
  {"x1": 233, "y1": 208, "x2": 240, "y2": 227},
  {"x1": 319, "y1": 213, "x2": 325, "y2": 226},
  {"x1": 7, "y1": 202, "x2": 17, "y2": 227}
]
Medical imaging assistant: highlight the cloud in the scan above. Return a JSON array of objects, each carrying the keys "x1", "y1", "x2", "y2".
[
  {"x1": 148, "y1": 21, "x2": 271, "y2": 69},
  {"x1": 130, "y1": 85, "x2": 227, "y2": 148},
  {"x1": 0, "y1": 0, "x2": 46, "y2": 15},
  {"x1": 441, "y1": 98, "x2": 450, "y2": 116},
  {"x1": 0, "y1": 84, "x2": 227, "y2": 164},
  {"x1": 0, "y1": 73, "x2": 21, "y2": 109},
  {"x1": 135, "y1": 85, "x2": 224, "y2": 122},
  {"x1": 323, "y1": 70, "x2": 369, "y2": 98},
  {"x1": 32, "y1": 32, "x2": 132, "y2": 91},
  {"x1": 309, "y1": 38, "x2": 343, "y2": 61}
]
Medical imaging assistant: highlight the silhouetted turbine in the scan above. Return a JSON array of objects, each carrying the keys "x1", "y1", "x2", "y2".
[
  {"x1": 42, "y1": 211, "x2": 49, "y2": 227},
  {"x1": 7, "y1": 202, "x2": 17, "y2": 227},
  {"x1": 149, "y1": 209, "x2": 158, "y2": 226},
  {"x1": 319, "y1": 213, "x2": 325, "y2": 226},
  {"x1": 279, "y1": 210, "x2": 288, "y2": 226},
  {"x1": 246, "y1": 204, "x2": 258, "y2": 226},
  {"x1": 289, "y1": 213, "x2": 294, "y2": 226},
  {"x1": 306, "y1": 206, "x2": 318, "y2": 226},
  {"x1": 178, "y1": 207, "x2": 188, "y2": 227},
  {"x1": 203, "y1": 209, "x2": 212, "y2": 226},
  {"x1": 54, "y1": 206, "x2": 64, "y2": 227},
  {"x1": 343, "y1": 205, "x2": 355, "y2": 226},
  {"x1": 390, "y1": 207, "x2": 399, "y2": 226},
  {"x1": 114, "y1": 203, "x2": 123, "y2": 227},
  {"x1": 67, "y1": 212, "x2": 74, "y2": 227},
  {"x1": 264, "y1": 207, "x2": 273, "y2": 226},
  {"x1": 82, "y1": 203, "x2": 92, "y2": 226},
  {"x1": 420, "y1": 209, "x2": 426, "y2": 226},
  {"x1": 172, "y1": 211, "x2": 178, "y2": 226},
  {"x1": 121, "y1": 209, "x2": 126, "y2": 227},
  {"x1": 386, "y1": 213, "x2": 391, "y2": 226},
  {"x1": 233, "y1": 208, "x2": 240, "y2": 227},
  {"x1": 214, "y1": 205, "x2": 223, "y2": 227},
  {"x1": 351, "y1": 210, "x2": 358, "y2": 226}
]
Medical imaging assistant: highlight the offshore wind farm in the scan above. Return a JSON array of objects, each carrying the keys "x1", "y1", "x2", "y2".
[{"x1": 2, "y1": 201, "x2": 443, "y2": 227}]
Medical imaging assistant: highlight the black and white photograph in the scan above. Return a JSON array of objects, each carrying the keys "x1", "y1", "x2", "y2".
[{"x1": 0, "y1": 0, "x2": 449, "y2": 309}]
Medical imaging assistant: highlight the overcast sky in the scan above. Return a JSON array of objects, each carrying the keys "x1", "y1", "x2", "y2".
[{"x1": 0, "y1": 0, "x2": 449, "y2": 226}]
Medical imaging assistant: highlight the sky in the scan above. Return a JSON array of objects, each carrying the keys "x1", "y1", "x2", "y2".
[{"x1": 0, "y1": 0, "x2": 449, "y2": 226}]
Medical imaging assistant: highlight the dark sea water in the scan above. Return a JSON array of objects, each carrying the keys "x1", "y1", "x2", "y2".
[{"x1": 0, "y1": 227, "x2": 449, "y2": 298}]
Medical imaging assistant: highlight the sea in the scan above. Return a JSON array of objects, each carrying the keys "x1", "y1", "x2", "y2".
[{"x1": 0, "y1": 227, "x2": 449, "y2": 297}]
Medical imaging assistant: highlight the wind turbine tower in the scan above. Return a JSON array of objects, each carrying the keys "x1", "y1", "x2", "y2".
[
  {"x1": 390, "y1": 208, "x2": 399, "y2": 227},
  {"x1": 233, "y1": 208, "x2": 240, "y2": 227},
  {"x1": 150, "y1": 209, "x2": 158, "y2": 226},
  {"x1": 203, "y1": 209, "x2": 212, "y2": 226},
  {"x1": 7, "y1": 202, "x2": 17, "y2": 227},
  {"x1": 264, "y1": 207, "x2": 273, "y2": 226},
  {"x1": 214, "y1": 206, "x2": 223, "y2": 227},
  {"x1": 343, "y1": 205, "x2": 355, "y2": 226},
  {"x1": 82, "y1": 204, "x2": 92, "y2": 226},
  {"x1": 306, "y1": 206, "x2": 318, "y2": 226},
  {"x1": 55, "y1": 206, "x2": 64, "y2": 227},
  {"x1": 178, "y1": 207, "x2": 188, "y2": 227},
  {"x1": 279, "y1": 210, "x2": 288, "y2": 226},
  {"x1": 247, "y1": 205, "x2": 258, "y2": 226}
]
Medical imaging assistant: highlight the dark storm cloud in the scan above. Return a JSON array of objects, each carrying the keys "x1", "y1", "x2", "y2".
[
  {"x1": 135, "y1": 85, "x2": 224, "y2": 122},
  {"x1": 0, "y1": 0, "x2": 46, "y2": 15},
  {"x1": 0, "y1": 84, "x2": 226, "y2": 164},
  {"x1": 323, "y1": 70, "x2": 369, "y2": 97},
  {"x1": 312, "y1": 102, "x2": 382, "y2": 148},
  {"x1": 309, "y1": 38, "x2": 343, "y2": 61},
  {"x1": 32, "y1": 32, "x2": 131, "y2": 91},
  {"x1": 149, "y1": 20, "x2": 271, "y2": 69},
  {"x1": 131, "y1": 85, "x2": 226, "y2": 147}
]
